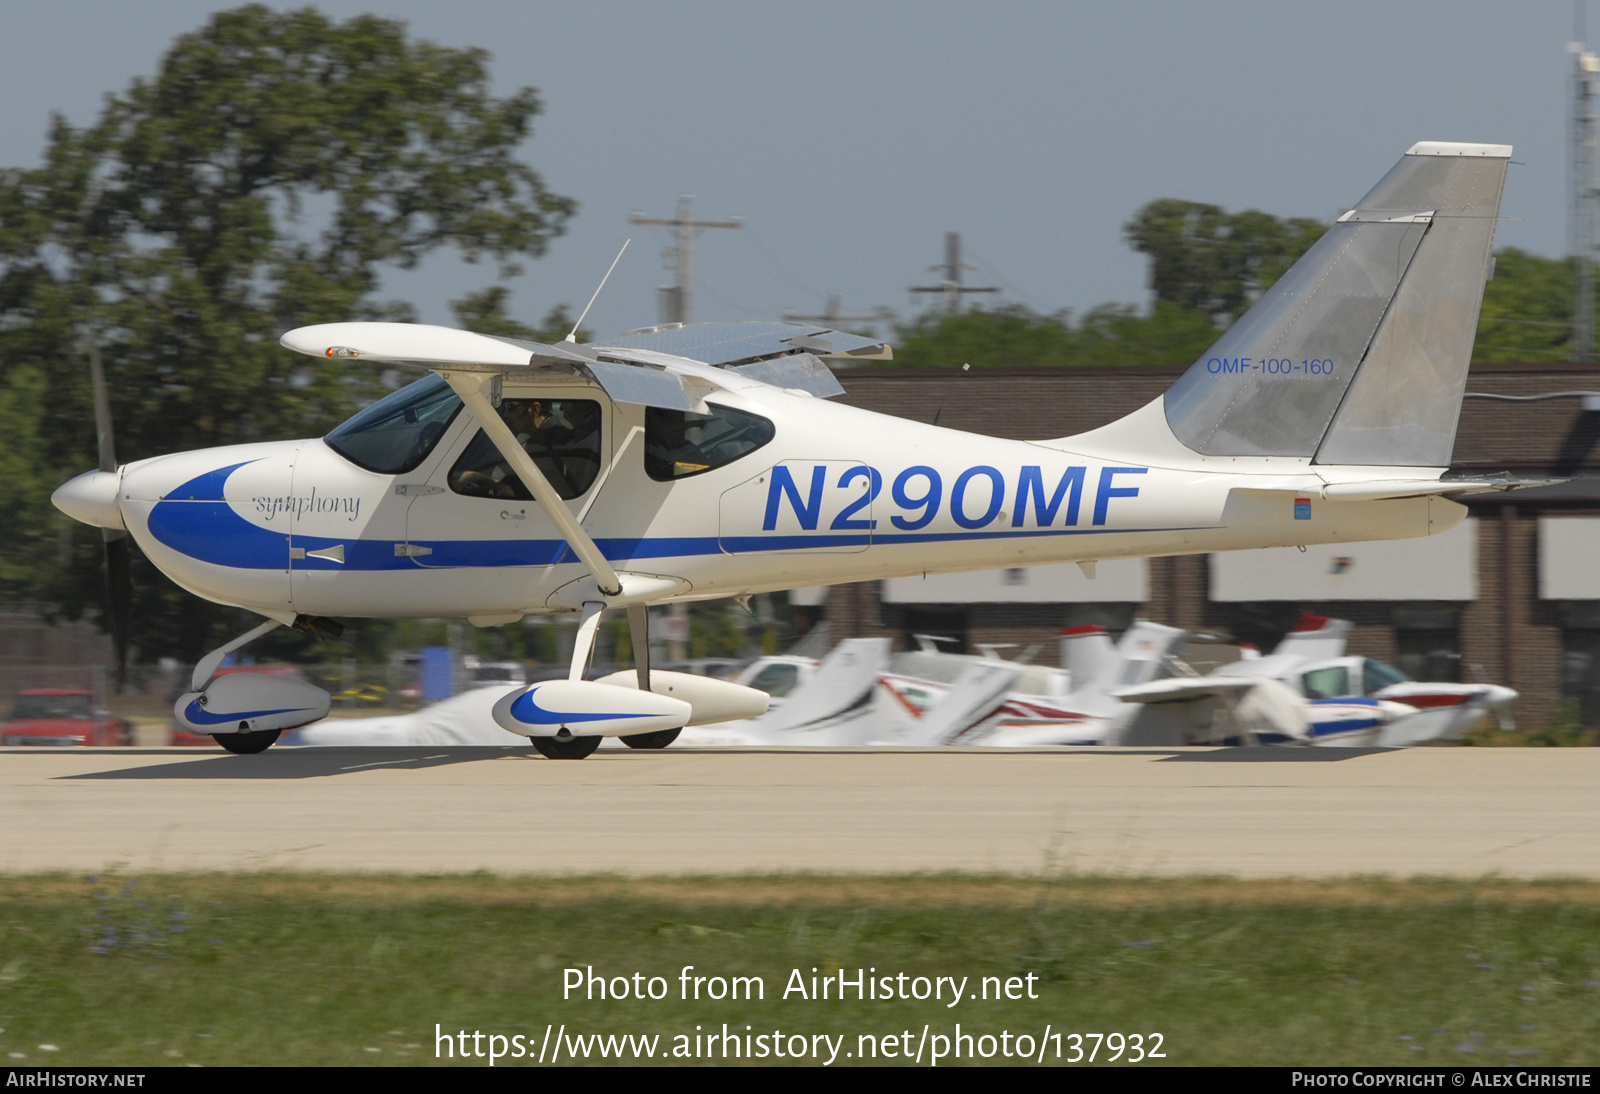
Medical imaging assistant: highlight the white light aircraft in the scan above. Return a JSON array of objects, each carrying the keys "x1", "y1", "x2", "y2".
[
  {"x1": 1113, "y1": 615, "x2": 1518, "y2": 746},
  {"x1": 53, "y1": 141, "x2": 1531, "y2": 757}
]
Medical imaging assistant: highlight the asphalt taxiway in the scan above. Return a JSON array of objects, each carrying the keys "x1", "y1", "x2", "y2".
[{"x1": 2, "y1": 746, "x2": 1596, "y2": 877}]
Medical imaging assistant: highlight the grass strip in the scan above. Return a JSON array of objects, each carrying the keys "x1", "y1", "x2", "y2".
[{"x1": 0, "y1": 873, "x2": 1595, "y2": 1067}]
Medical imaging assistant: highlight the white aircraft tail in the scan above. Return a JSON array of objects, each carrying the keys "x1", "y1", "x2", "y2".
[
  {"x1": 1060, "y1": 625, "x2": 1118, "y2": 691},
  {"x1": 757, "y1": 637, "x2": 889, "y2": 741},
  {"x1": 1112, "y1": 620, "x2": 1189, "y2": 687},
  {"x1": 1269, "y1": 613, "x2": 1352, "y2": 662},
  {"x1": 1061, "y1": 620, "x2": 1189, "y2": 720},
  {"x1": 901, "y1": 660, "x2": 1024, "y2": 746},
  {"x1": 1087, "y1": 143, "x2": 1509, "y2": 468}
]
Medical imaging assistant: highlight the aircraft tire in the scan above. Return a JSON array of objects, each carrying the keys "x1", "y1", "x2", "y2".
[
  {"x1": 215, "y1": 728, "x2": 282, "y2": 754},
  {"x1": 531, "y1": 734, "x2": 602, "y2": 760},
  {"x1": 621, "y1": 727, "x2": 682, "y2": 750}
]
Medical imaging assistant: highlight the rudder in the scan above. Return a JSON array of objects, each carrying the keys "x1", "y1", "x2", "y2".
[{"x1": 1160, "y1": 142, "x2": 1510, "y2": 466}]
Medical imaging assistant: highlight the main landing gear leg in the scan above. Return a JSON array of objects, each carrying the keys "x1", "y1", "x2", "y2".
[
  {"x1": 618, "y1": 602, "x2": 682, "y2": 749},
  {"x1": 531, "y1": 601, "x2": 609, "y2": 760}
]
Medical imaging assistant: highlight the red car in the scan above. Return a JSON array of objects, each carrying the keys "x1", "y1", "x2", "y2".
[{"x1": 2, "y1": 689, "x2": 129, "y2": 747}]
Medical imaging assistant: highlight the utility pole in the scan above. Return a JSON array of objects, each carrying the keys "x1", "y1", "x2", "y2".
[
  {"x1": 1574, "y1": 19, "x2": 1599, "y2": 362},
  {"x1": 910, "y1": 232, "x2": 998, "y2": 314},
  {"x1": 627, "y1": 196, "x2": 740, "y2": 661},
  {"x1": 782, "y1": 293, "x2": 878, "y2": 330},
  {"x1": 629, "y1": 196, "x2": 741, "y2": 326}
]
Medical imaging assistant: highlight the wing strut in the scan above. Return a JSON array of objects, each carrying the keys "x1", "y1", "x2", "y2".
[{"x1": 438, "y1": 370, "x2": 623, "y2": 597}]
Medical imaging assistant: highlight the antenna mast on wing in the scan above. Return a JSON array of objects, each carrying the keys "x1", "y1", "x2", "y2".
[{"x1": 566, "y1": 239, "x2": 630, "y2": 343}]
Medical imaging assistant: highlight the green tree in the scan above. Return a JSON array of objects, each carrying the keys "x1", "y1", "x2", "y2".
[
  {"x1": 0, "y1": 5, "x2": 575, "y2": 661},
  {"x1": 1474, "y1": 248, "x2": 1576, "y2": 363},
  {"x1": 450, "y1": 286, "x2": 588, "y2": 344},
  {"x1": 890, "y1": 301, "x2": 1218, "y2": 370},
  {"x1": 1123, "y1": 198, "x2": 1326, "y2": 324}
]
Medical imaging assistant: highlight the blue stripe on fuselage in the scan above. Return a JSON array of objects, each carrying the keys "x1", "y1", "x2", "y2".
[{"x1": 149, "y1": 464, "x2": 1210, "y2": 571}]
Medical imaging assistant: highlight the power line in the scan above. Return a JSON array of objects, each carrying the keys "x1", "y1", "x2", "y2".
[
  {"x1": 910, "y1": 232, "x2": 999, "y2": 314},
  {"x1": 783, "y1": 293, "x2": 878, "y2": 330},
  {"x1": 629, "y1": 195, "x2": 741, "y2": 325},
  {"x1": 960, "y1": 239, "x2": 1039, "y2": 308}
]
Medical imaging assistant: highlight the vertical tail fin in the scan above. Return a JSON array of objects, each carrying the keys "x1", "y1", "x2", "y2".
[
  {"x1": 1269, "y1": 614, "x2": 1352, "y2": 662},
  {"x1": 1060, "y1": 625, "x2": 1117, "y2": 690},
  {"x1": 1161, "y1": 142, "x2": 1509, "y2": 466}
]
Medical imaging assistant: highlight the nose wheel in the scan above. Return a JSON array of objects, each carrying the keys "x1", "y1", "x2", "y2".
[
  {"x1": 215, "y1": 728, "x2": 282, "y2": 754},
  {"x1": 530, "y1": 734, "x2": 602, "y2": 760}
]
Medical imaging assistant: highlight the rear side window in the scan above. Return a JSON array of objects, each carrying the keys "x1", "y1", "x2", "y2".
[
  {"x1": 324, "y1": 374, "x2": 462, "y2": 474},
  {"x1": 645, "y1": 404, "x2": 775, "y2": 481}
]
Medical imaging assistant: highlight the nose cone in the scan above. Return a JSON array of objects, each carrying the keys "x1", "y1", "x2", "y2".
[
  {"x1": 52, "y1": 469, "x2": 125, "y2": 530},
  {"x1": 1483, "y1": 685, "x2": 1519, "y2": 707}
]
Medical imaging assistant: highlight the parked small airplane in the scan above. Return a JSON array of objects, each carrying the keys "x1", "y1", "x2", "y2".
[
  {"x1": 53, "y1": 141, "x2": 1533, "y2": 756},
  {"x1": 1113, "y1": 615, "x2": 1518, "y2": 746}
]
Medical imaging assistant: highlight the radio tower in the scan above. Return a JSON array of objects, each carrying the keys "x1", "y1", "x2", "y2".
[{"x1": 1573, "y1": 19, "x2": 1598, "y2": 362}]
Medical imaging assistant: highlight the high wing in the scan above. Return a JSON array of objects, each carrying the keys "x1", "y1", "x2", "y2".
[
  {"x1": 279, "y1": 318, "x2": 886, "y2": 405},
  {"x1": 1113, "y1": 675, "x2": 1259, "y2": 705}
]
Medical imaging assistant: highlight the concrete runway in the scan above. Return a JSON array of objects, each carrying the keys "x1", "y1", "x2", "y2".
[{"x1": 2, "y1": 745, "x2": 1597, "y2": 877}]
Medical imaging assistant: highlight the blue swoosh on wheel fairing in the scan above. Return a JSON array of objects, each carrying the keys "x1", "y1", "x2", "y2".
[
  {"x1": 508, "y1": 689, "x2": 659, "y2": 725},
  {"x1": 182, "y1": 701, "x2": 313, "y2": 726}
]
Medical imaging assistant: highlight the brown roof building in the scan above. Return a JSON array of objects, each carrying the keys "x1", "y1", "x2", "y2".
[{"x1": 817, "y1": 364, "x2": 1600, "y2": 730}]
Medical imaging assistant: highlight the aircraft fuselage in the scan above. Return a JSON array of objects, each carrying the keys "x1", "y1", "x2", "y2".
[{"x1": 111, "y1": 380, "x2": 1462, "y2": 622}]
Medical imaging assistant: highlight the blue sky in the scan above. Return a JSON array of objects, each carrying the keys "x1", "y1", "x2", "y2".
[{"x1": 0, "y1": 2, "x2": 1581, "y2": 339}]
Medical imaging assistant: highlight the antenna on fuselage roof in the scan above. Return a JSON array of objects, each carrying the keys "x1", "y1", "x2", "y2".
[
  {"x1": 931, "y1": 362, "x2": 971, "y2": 427},
  {"x1": 566, "y1": 239, "x2": 631, "y2": 343}
]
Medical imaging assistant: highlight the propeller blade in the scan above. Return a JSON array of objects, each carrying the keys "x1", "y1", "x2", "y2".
[
  {"x1": 88, "y1": 331, "x2": 131, "y2": 689},
  {"x1": 88, "y1": 334, "x2": 116, "y2": 474},
  {"x1": 103, "y1": 529, "x2": 132, "y2": 691}
]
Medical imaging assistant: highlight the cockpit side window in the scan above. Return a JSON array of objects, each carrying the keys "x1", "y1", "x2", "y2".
[
  {"x1": 1301, "y1": 666, "x2": 1351, "y2": 700},
  {"x1": 644, "y1": 403, "x2": 775, "y2": 481},
  {"x1": 448, "y1": 398, "x2": 603, "y2": 502},
  {"x1": 324, "y1": 374, "x2": 462, "y2": 474}
]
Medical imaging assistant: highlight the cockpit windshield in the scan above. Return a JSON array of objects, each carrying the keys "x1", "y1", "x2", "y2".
[
  {"x1": 324, "y1": 374, "x2": 462, "y2": 474},
  {"x1": 1361, "y1": 659, "x2": 1412, "y2": 694}
]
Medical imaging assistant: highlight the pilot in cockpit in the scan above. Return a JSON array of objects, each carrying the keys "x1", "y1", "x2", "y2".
[{"x1": 449, "y1": 398, "x2": 600, "y2": 500}]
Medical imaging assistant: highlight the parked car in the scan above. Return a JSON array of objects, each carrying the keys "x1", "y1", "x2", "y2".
[
  {"x1": 2, "y1": 689, "x2": 129, "y2": 746},
  {"x1": 469, "y1": 660, "x2": 526, "y2": 689}
]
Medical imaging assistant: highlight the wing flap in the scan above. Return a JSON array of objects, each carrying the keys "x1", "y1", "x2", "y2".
[{"x1": 606, "y1": 320, "x2": 890, "y2": 365}]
